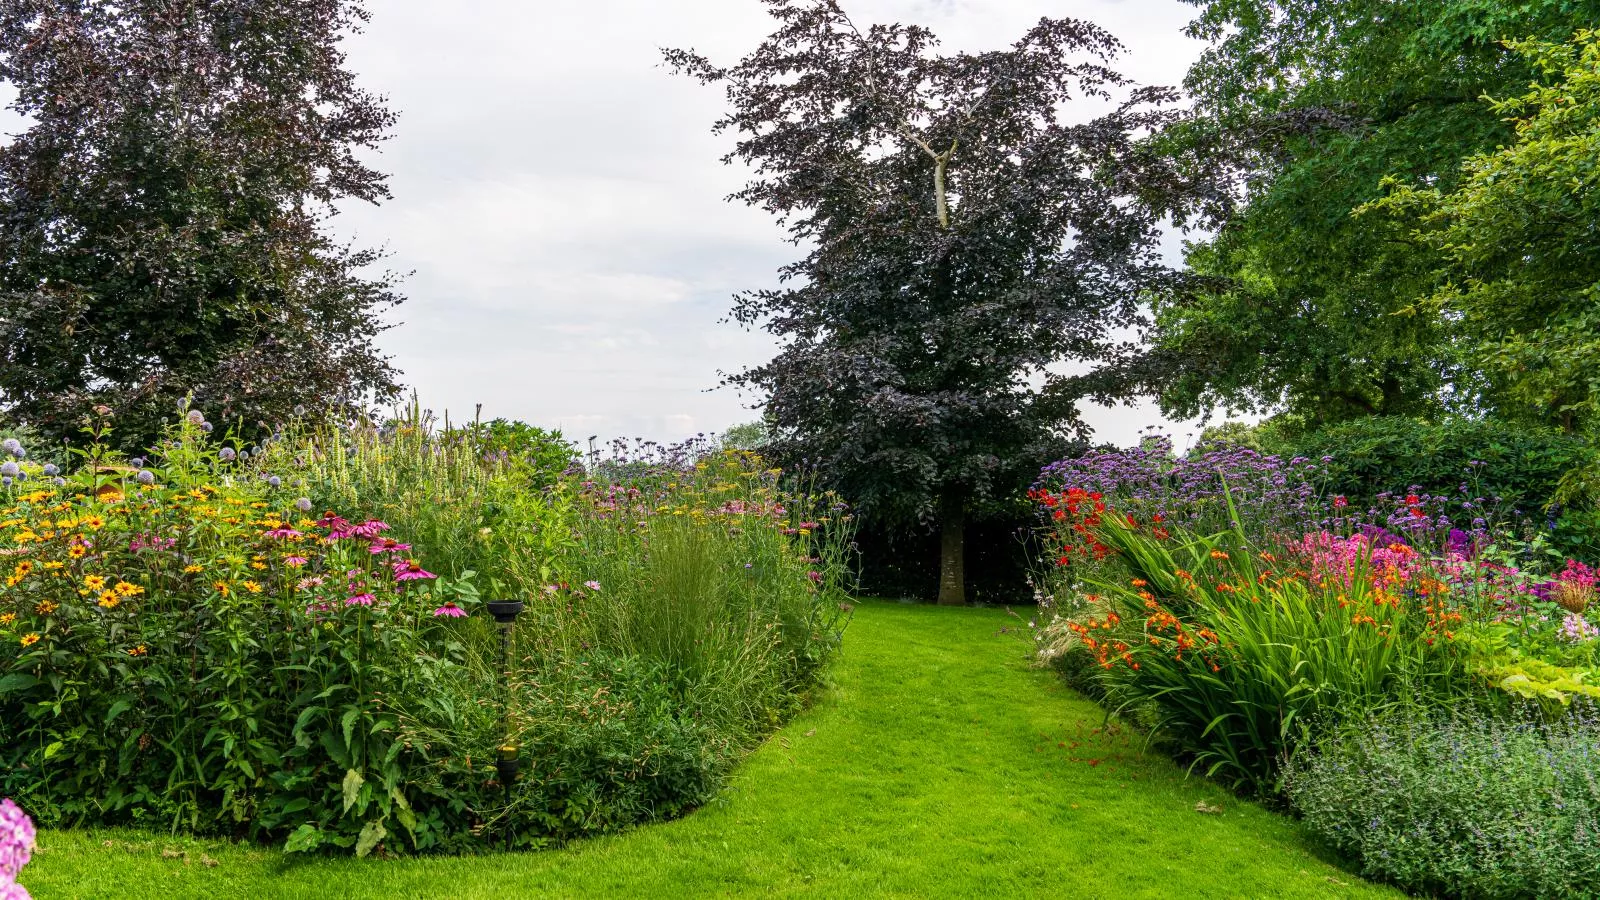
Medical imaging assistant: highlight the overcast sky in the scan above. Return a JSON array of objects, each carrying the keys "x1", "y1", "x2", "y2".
[{"x1": 331, "y1": 0, "x2": 1214, "y2": 449}]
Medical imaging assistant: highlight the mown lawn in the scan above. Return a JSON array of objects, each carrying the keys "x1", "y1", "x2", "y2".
[{"x1": 23, "y1": 601, "x2": 1395, "y2": 898}]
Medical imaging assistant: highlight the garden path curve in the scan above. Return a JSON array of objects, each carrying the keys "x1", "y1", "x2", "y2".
[{"x1": 29, "y1": 601, "x2": 1395, "y2": 898}]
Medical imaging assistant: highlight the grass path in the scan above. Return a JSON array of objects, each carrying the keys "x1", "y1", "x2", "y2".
[{"x1": 24, "y1": 601, "x2": 1395, "y2": 898}]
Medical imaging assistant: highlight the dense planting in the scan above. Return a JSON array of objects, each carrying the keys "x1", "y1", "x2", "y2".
[
  {"x1": 0, "y1": 410, "x2": 850, "y2": 855},
  {"x1": 1029, "y1": 437, "x2": 1600, "y2": 893}
]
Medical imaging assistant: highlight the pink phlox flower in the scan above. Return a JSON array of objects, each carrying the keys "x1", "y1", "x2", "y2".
[
  {"x1": 1558, "y1": 612, "x2": 1599, "y2": 643},
  {"x1": 0, "y1": 796, "x2": 35, "y2": 891},
  {"x1": 432, "y1": 602, "x2": 467, "y2": 618},
  {"x1": 393, "y1": 559, "x2": 436, "y2": 581}
]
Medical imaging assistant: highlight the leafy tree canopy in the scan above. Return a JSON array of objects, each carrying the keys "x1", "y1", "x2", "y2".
[
  {"x1": 0, "y1": 0, "x2": 402, "y2": 449},
  {"x1": 1140, "y1": 0, "x2": 1591, "y2": 429},
  {"x1": 666, "y1": 0, "x2": 1192, "y2": 603},
  {"x1": 1365, "y1": 31, "x2": 1600, "y2": 433}
]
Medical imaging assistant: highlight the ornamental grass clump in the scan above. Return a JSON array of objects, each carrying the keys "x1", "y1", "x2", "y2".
[{"x1": 1285, "y1": 705, "x2": 1600, "y2": 899}]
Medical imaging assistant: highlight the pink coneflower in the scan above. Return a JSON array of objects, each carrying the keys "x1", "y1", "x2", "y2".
[
  {"x1": 432, "y1": 602, "x2": 467, "y2": 618},
  {"x1": 369, "y1": 537, "x2": 411, "y2": 554},
  {"x1": 297, "y1": 575, "x2": 325, "y2": 591},
  {"x1": 283, "y1": 556, "x2": 308, "y2": 567},
  {"x1": 352, "y1": 520, "x2": 390, "y2": 539},
  {"x1": 393, "y1": 559, "x2": 436, "y2": 581},
  {"x1": 542, "y1": 584, "x2": 560, "y2": 595},
  {"x1": 583, "y1": 580, "x2": 601, "y2": 591},
  {"x1": 263, "y1": 527, "x2": 303, "y2": 539},
  {"x1": 346, "y1": 593, "x2": 376, "y2": 606},
  {"x1": 317, "y1": 511, "x2": 349, "y2": 529}
]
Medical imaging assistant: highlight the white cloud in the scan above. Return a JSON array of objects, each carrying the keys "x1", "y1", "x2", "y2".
[{"x1": 332, "y1": 0, "x2": 1211, "y2": 447}]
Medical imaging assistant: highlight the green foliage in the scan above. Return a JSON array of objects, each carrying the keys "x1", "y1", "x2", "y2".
[
  {"x1": 1283, "y1": 416, "x2": 1600, "y2": 557},
  {"x1": 1365, "y1": 31, "x2": 1600, "y2": 431},
  {"x1": 458, "y1": 418, "x2": 579, "y2": 489},
  {"x1": 1286, "y1": 706, "x2": 1600, "y2": 899},
  {"x1": 1149, "y1": 0, "x2": 1592, "y2": 426},
  {"x1": 719, "y1": 421, "x2": 768, "y2": 452},
  {"x1": 21, "y1": 603, "x2": 1399, "y2": 899},
  {"x1": 0, "y1": 408, "x2": 851, "y2": 855},
  {"x1": 1066, "y1": 515, "x2": 1467, "y2": 795}
]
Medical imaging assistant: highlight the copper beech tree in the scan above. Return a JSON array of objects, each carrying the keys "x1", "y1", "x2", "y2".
[
  {"x1": 0, "y1": 0, "x2": 401, "y2": 448},
  {"x1": 667, "y1": 1, "x2": 1190, "y2": 604}
]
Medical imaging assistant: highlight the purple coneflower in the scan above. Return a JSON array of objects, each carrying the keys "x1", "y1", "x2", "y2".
[
  {"x1": 393, "y1": 559, "x2": 436, "y2": 581},
  {"x1": 583, "y1": 580, "x2": 601, "y2": 591},
  {"x1": 352, "y1": 520, "x2": 390, "y2": 539},
  {"x1": 432, "y1": 602, "x2": 467, "y2": 618},
  {"x1": 346, "y1": 593, "x2": 376, "y2": 607},
  {"x1": 369, "y1": 537, "x2": 411, "y2": 554}
]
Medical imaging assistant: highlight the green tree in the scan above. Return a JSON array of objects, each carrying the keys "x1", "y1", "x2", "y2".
[
  {"x1": 720, "y1": 420, "x2": 770, "y2": 452},
  {"x1": 1366, "y1": 31, "x2": 1600, "y2": 433},
  {"x1": 0, "y1": 0, "x2": 401, "y2": 448},
  {"x1": 666, "y1": 0, "x2": 1190, "y2": 604},
  {"x1": 1142, "y1": 0, "x2": 1589, "y2": 427}
]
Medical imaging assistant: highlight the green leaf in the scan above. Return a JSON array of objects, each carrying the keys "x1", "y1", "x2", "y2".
[
  {"x1": 104, "y1": 698, "x2": 133, "y2": 725},
  {"x1": 42, "y1": 741, "x2": 63, "y2": 760},
  {"x1": 0, "y1": 673, "x2": 39, "y2": 694},
  {"x1": 342, "y1": 768, "x2": 364, "y2": 815},
  {"x1": 354, "y1": 819, "x2": 386, "y2": 858},
  {"x1": 283, "y1": 824, "x2": 321, "y2": 854}
]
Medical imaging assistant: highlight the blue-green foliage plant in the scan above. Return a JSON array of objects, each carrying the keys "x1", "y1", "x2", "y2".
[{"x1": 1286, "y1": 705, "x2": 1600, "y2": 899}]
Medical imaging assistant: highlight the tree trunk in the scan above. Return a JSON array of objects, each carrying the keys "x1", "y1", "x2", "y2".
[{"x1": 937, "y1": 489, "x2": 966, "y2": 606}]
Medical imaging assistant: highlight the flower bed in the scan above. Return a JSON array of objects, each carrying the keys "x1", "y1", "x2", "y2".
[
  {"x1": 0, "y1": 409, "x2": 851, "y2": 855},
  {"x1": 1028, "y1": 436, "x2": 1600, "y2": 895}
]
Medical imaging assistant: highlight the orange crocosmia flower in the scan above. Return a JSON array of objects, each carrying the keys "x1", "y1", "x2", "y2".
[{"x1": 1131, "y1": 579, "x2": 1147, "y2": 588}]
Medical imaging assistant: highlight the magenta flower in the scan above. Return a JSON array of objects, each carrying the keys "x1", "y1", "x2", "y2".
[
  {"x1": 296, "y1": 575, "x2": 325, "y2": 591},
  {"x1": 263, "y1": 527, "x2": 303, "y2": 539},
  {"x1": 1, "y1": 796, "x2": 35, "y2": 896},
  {"x1": 393, "y1": 559, "x2": 436, "y2": 581},
  {"x1": 345, "y1": 593, "x2": 376, "y2": 607},
  {"x1": 369, "y1": 537, "x2": 411, "y2": 555},
  {"x1": 283, "y1": 556, "x2": 308, "y2": 567},
  {"x1": 583, "y1": 580, "x2": 601, "y2": 591},
  {"x1": 352, "y1": 520, "x2": 390, "y2": 539},
  {"x1": 432, "y1": 602, "x2": 467, "y2": 618}
]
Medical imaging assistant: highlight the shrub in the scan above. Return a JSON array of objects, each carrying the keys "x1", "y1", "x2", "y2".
[
  {"x1": 1281, "y1": 416, "x2": 1600, "y2": 557},
  {"x1": 1286, "y1": 706, "x2": 1600, "y2": 899}
]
